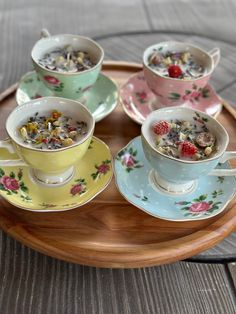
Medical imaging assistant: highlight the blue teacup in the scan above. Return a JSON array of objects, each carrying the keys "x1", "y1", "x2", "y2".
[{"x1": 141, "y1": 107, "x2": 236, "y2": 195}]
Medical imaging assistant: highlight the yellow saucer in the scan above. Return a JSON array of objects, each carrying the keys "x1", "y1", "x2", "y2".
[{"x1": 0, "y1": 137, "x2": 112, "y2": 212}]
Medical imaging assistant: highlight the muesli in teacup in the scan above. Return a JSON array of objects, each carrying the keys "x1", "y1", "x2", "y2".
[
  {"x1": 0, "y1": 97, "x2": 95, "y2": 186},
  {"x1": 31, "y1": 29, "x2": 104, "y2": 99},
  {"x1": 143, "y1": 41, "x2": 220, "y2": 107},
  {"x1": 141, "y1": 106, "x2": 236, "y2": 195}
]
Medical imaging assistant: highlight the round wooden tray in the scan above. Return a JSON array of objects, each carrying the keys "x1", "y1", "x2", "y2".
[{"x1": 0, "y1": 61, "x2": 235, "y2": 268}]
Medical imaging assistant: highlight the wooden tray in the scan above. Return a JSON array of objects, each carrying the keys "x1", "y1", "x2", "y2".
[{"x1": 0, "y1": 61, "x2": 235, "y2": 268}]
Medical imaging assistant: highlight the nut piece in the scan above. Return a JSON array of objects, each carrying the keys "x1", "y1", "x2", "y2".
[
  {"x1": 55, "y1": 56, "x2": 65, "y2": 67},
  {"x1": 62, "y1": 138, "x2": 74, "y2": 147},
  {"x1": 78, "y1": 52, "x2": 85, "y2": 59},
  {"x1": 77, "y1": 57, "x2": 84, "y2": 64},
  {"x1": 179, "y1": 132, "x2": 187, "y2": 141},
  {"x1": 69, "y1": 131, "x2": 77, "y2": 139},
  {"x1": 149, "y1": 53, "x2": 161, "y2": 65},
  {"x1": 181, "y1": 52, "x2": 190, "y2": 64},
  {"x1": 182, "y1": 121, "x2": 190, "y2": 129},
  {"x1": 53, "y1": 120, "x2": 60, "y2": 127},
  {"x1": 194, "y1": 153, "x2": 201, "y2": 160},
  {"x1": 204, "y1": 146, "x2": 212, "y2": 156},
  {"x1": 20, "y1": 127, "x2": 28, "y2": 139},
  {"x1": 163, "y1": 57, "x2": 172, "y2": 66},
  {"x1": 157, "y1": 147, "x2": 165, "y2": 154},
  {"x1": 196, "y1": 132, "x2": 215, "y2": 148},
  {"x1": 52, "y1": 127, "x2": 62, "y2": 136}
]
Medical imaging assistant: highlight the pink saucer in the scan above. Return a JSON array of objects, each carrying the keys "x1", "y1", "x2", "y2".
[{"x1": 120, "y1": 71, "x2": 222, "y2": 125}]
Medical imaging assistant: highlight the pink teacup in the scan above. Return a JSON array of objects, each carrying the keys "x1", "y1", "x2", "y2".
[{"x1": 143, "y1": 41, "x2": 220, "y2": 107}]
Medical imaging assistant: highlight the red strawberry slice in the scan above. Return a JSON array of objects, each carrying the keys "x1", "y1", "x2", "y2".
[
  {"x1": 168, "y1": 65, "x2": 182, "y2": 78},
  {"x1": 180, "y1": 141, "x2": 197, "y2": 157},
  {"x1": 153, "y1": 121, "x2": 170, "y2": 135}
]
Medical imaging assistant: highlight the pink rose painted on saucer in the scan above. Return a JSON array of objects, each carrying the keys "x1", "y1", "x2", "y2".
[
  {"x1": 71, "y1": 184, "x2": 83, "y2": 195},
  {"x1": 1, "y1": 176, "x2": 19, "y2": 191},
  {"x1": 189, "y1": 201, "x2": 211, "y2": 213},
  {"x1": 91, "y1": 160, "x2": 111, "y2": 180},
  {"x1": 70, "y1": 178, "x2": 87, "y2": 196},
  {"x1": 175, "y1": 192, "x2": 223, "y2": 217},
  {"x1": 122, "y1": 153, "x2": 135, "y2": 168}
]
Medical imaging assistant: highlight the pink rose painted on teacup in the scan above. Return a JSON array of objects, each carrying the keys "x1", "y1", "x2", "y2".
[
  {"x1": 143, "y1": 41, "x2": 220, "y2": 106},
  {"x1": 43, "y1": 75, "x2": 60, "y2": 85}
]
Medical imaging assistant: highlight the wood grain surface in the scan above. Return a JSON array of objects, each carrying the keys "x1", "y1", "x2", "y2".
[
  {"x1": 98, "y1": 33, "x2": 236, "y2": 261},
  {"x1": 0, "y1": 234, "x2": 235, "y2": 314},
  {"x1": 0, "y1": 62, "x2": 235, "y2": 268},
  {"x1": 0, "y1": 233, "x2": 236, "y2": 314}
]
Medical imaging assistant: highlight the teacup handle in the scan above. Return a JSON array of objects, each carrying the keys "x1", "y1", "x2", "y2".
[
  {"x1": 40, "y1": 28, "x2": 51, "y2": 38},
  {"x1": 0, "y1": 138, "x2": 27, "y2": 166},
  {"x1": 209, "y1": 151, "x2": 236, "y2": 176},
  {"x1": 208, "y1": 48, "x2": 220, "y2": 68}
]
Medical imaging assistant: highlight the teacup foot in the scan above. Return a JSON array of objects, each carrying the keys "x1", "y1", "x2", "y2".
[
  {"x1": 148, "y1": 169, "x2": 197, "y2": 196},
  {"x1": 29, "y1": 166, "x2": 75, "y2": 187}
]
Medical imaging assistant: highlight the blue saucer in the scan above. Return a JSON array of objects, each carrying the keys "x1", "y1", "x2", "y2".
[{"x1": 114, "y1": 136, "x2": 236, "y2": 221}]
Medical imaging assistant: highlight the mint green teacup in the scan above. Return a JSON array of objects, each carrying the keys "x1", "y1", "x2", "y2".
[{"x1": 31, "y1": 29, "x2": 104, "y2": 99}]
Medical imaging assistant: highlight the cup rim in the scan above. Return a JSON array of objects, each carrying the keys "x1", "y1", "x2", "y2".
[
  {"x1": 141, "y1": 106, "x2": 229, "y2": 164},
  {"x1": 143, "y1": 41, "x2": 215, "y2": 82},
  {"x1": 6, "y1": 96, "x2": 95, "y2": 153},
  {"x1": 31, "y1": 34, "x2": 104, "y2": 76}
]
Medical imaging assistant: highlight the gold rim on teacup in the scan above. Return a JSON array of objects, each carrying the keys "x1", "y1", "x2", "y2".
[
  {"x1": 143, "y1": 41, "x2": 220, "y2": 82},
  {"x1": 0, "y1": 97, "x2": 95, "y2": 186},
  {"x1": 31, "y1": 30, "x2": 104, "y2": 76},
  {"x1": 141, "y1": 106, "x2": 236, "y2": 195}
]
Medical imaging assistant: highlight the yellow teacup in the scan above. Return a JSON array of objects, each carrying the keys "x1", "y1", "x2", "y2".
[{"x1": 0, "y1": 97, "x2": 95, "y2": 186}]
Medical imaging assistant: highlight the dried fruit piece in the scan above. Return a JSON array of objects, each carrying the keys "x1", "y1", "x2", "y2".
[
  {"x1": 18, "y1": 110, "x2": 87, "y2": 150},
  {"x1": 179, "y1": 141, "x2": 197, "y2": 157},
  {"x1": 196, "y1": 132, "x2": 215, "y2": 148},
  {"x1": 52, "y1": 110, "x2": 62, "y2": 120},
  {"x1": 149, "y1": 52, "x2": 161, "y2": 65},
  {"x1": 148, "y1": 50, "x2": 205, "y2": 79},
  {"x1": 168, "y1": 65, "x2": 183, "y2": 78},
  {"x1": 153, "y1": 121, "x2": 171, "y2": 135}
]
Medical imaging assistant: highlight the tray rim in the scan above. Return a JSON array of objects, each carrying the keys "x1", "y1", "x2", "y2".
[{"x1": 0, "y1": 60, "x2": 235, "y2": 268}]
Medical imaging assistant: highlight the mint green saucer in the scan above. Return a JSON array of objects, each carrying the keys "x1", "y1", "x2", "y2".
[{"x1": 16, "y1": 71, "x2": 118, "y2": 122}]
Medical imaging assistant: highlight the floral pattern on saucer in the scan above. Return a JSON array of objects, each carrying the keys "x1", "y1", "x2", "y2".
[
  {"x1": 120, "y1": 71, "x2": 222, "y2": 125},
  {"x1": 0, "y1": 137, "x2": 113, "y2": 212},
  {"x1": 114, "y1": 136, "x2": 236, "y2": 221},
  {"x1": 116, "y1": 146, "x2": 143, "y2": 172},
  {"x1": 175, "y1": 192, "x2": 223, "y2": 218},
  {"x1": 0, "y1": 168, "x2": 31, "y2": 202},
  {"x1": 91, "y1": 160, "x2": 111, "y2": 180},
  {"x1": 16, "y1": 71, "x2": 118, "y2": 122}
]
